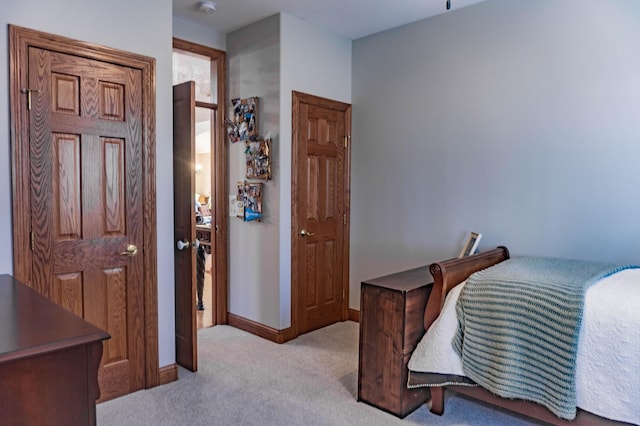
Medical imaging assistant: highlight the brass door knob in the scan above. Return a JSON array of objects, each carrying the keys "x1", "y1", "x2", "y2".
[
  {"x1": 120, "y1": 244, "x2": 138, "y2": 256},
  {"x1": 300, "y1": 229, "x2": 315, "y2": 237}
]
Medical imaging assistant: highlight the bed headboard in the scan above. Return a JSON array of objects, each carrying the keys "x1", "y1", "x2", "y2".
[{"x1": 423, "y1": 246, "x2": 510, "y2": 330}]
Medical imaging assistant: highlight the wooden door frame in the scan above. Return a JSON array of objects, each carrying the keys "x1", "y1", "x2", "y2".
[
  {"x1": 9, "y1": 25, "x2": 160, "y2": 388},
  {"x1": 172, "y1": 38, "x2": 228, "y2": 326},
  {"x1": 291, "y1": 91, "x2": 352, "y2": 339}
]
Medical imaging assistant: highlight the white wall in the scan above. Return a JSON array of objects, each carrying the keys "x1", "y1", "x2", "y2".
[
  {"x1": 225, "y1": 13, "x2": 352, "y2": 329},
  {"x1": 173, "y1": 16, "x2": 226, "y2": 51},
  {"x1": 0, "y1": 0, "x2": 176, "y2": 367},
  {"x1": 351, "y1": 0, "x2": 640, "y2": 309},
  {"x1": 227, "y1": 15, "x2": 282, "y2": 328}
]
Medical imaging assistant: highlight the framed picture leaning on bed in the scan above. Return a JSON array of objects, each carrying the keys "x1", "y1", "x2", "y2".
[{"x1": 459, "y1": 232, "x2": 482, "y2": 258}]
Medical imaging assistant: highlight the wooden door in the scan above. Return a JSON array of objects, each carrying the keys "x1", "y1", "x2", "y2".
[
  {"x1": 173, "y1": 38, "x2": 228, "y2": 328},
  {"x1": 292, "y1": 92, "x2": 352, "y2": 335},
  {"x1": 173, "y1": 81, "x2": 197, "y2": 371},
  {"x1": 25, "y1": 48, "x2": 145, "y2": 401}
]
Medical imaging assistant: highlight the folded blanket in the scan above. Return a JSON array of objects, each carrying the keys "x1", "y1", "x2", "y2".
[{"x1": 453, "y1": 256, "x2": 637, "y2": 420}]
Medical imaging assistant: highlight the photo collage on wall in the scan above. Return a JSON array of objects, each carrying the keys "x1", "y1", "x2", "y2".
[
  {"x1": 228, "y1": 97, "x2": 258, "y2": 143},
  {"x1": 228, "y1": 96, "x2": 270, "y2": 221},
  {"x1": 236, "y1": 181, "x2": 262, "y2": 222},
  {"x1": 245, "y1": 139, "x2": 271, "y2": 180}
]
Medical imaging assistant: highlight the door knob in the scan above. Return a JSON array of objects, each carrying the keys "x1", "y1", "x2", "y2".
[
  {"x1": 176, "y1": 240, "x2": 190, "y2": 251},
  {"x1": 120, "y1": 244, "x2": 138, "y2": 256},
  {"x1": 192, "y1": 239, "x2": 200, "y2": 250},
  {"x1": 300, "y1": 229, "x2": 315, "y2": 237}
]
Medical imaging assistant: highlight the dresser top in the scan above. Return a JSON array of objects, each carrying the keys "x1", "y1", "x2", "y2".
[
  {"x1": 362, "y1": 266, "x2": 433, "y2": 293},
  {"x1": 0, "y1": 274, "x2": 109, "y2": 364}
]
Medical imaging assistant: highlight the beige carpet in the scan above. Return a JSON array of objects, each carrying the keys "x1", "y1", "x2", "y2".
[{"x1": 97, "y1": 321, "x2": 536, "y2": 425}]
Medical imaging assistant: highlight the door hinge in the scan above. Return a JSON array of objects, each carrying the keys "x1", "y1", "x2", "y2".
[
  {"x1": 21, "y1": 88, "x2": 41, "y2": 111},
  {"x1": 343, "y1": 214, "x2": 347, "y2": 225},
  {"x1": 30, "y1": 230, "x2": 34, "y2": 251},
  {"x1": 343, "y1": 136, "x2": 348, "y2": 148}
]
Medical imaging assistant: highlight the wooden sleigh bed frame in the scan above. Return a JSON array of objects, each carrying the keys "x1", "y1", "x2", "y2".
[{"x1": 413, "y1": 246, "x2": 630, "y2": 426}]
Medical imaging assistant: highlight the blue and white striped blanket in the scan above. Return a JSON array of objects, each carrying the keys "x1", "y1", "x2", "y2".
[{"x1": 453, "y1": 256, "x2": 637, "y2": 420}]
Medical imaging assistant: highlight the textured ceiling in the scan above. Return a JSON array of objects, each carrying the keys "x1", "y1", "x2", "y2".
[{"x1": 172, "y1": 0, "x2": 486, "y2": 40}]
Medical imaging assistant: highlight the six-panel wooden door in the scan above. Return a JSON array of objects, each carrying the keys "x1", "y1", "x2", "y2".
[
  {"x1": 293, "y1": 92, "x2": 352, "y2": 335},
  {"x1": 27, "y1": 47, "x2": 145, "y2": 401}
]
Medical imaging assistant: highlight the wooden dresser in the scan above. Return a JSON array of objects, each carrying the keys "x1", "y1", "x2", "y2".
[
  {"x1": 357, "y1": 266, "x2": 433, "y2": 418},
  {"x1": 0, "y1": 274, "x2": 109, "y2": 426}
]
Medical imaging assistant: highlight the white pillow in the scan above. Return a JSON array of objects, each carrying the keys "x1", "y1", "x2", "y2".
[{"x1": 408, "y1": 282, "x2": 465, "y2": 376}]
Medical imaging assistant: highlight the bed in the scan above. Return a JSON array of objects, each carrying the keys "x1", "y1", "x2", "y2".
[{"x1": 406, "y1": 246, "x2": 640, "y2": 426}]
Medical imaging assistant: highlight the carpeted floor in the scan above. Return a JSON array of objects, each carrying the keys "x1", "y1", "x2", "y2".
[{"x1": 97, "y1": 321, "x2": 538, "y2": 425}]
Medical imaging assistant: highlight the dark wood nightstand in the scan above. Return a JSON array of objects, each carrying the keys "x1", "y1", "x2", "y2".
[{"x1": 357, "y1": 266, "x2": 433, "y2": 418}]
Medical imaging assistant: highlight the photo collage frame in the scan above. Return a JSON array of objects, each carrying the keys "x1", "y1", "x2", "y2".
[
  {"x1": 236, "y1": 181, "x2": 262, "y2": 222},
  {"x1": 228, "y1": 97, "x2": 270, "y2": 221}
]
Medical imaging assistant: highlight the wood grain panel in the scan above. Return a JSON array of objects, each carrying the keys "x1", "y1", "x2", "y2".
[
  {"x1": 99, "y1": 81, "x2": 124, "y2": 121},
  {"x1": 321, "y1": 240, "x2": 336, "y2": 303},
  {"x1": 52, "y1": 114, "x2": 129, "y2": 138},
  {"x1": 98, "y1": 359, "x2": 130, "y2": 402},
  {"x1": 105, "y1": 268, "x2": 127, "y2": 363},
  {"x1": 53, "y1": 238, "x2": 128, "y2": 274},
  {"x1": 81, "y1": 138, "x2": 104, "y2": 240},
  {"x1": 103, "y1": 138, "x2": 125, "y2": 235},
  {"x1": 307, "y1": 155, "x2": 319, "y2": 220},
  {"x1": 307, "y1": 119, "x2": 317, "y2": 142},
  {"x1": 53, "y1": 133, "x2": 81, "y2": 240},
  {"x1": 51, "y1": 73, "x2": 79, "y2": 115},
  {"x1": 326, "y1": 122, "x2": 337, "y2": 146},
  {"x1": 380, "y1": 291, "x2": 402, "y2": 405},
  {"x1": 81, "y1": 71, "x2": 99, "y2": 119},
  {"x1": 53, "y1": 272, "x2": 83, "y2": 317},
  {"x1": 28, "y1": 47, "x2": 54, "y2": 298},
  {"x1": 305, "y1": 242, "x2": 317, "y2": 308},
  {"x1": 83, "y1": 269, "x2": 107, "y2": 338},
  {"x1": 121, "y1": 65, "x2": 145, "y2": 392},
  {"x1": 317, "y1": 118, "x2": 328, "y2": 145},
  {"x1": 325, "y1": 156, "x2": 337, "y2": 220}
]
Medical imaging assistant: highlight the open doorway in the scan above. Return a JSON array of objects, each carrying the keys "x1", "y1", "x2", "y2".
[{"x1": 172, "y1": 38, "x2": 227, "y2": 369}]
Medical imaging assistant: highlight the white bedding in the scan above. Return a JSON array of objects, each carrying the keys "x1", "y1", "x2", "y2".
[{"x1": 408, "y1": 269, "x2": 640, "y2": 424}]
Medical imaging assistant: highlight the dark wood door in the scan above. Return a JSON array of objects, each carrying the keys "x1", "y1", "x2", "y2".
[
  {"x1": 292, "y1": 92, "x2": 352, "y2": 335},
  {"x1": 173, "y1": 81, "x2": 197, "y2": 371},
  {"x1": 27, "y1": 48, "x2": 145, "y2": 401}
]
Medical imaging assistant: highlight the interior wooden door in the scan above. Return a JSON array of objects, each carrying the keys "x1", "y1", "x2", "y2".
[
  {"x1": 173, "y1": 38, "x2": 228, "y2": 328},
  {"x1": 292, "y1": 92, "x2": 352, "y2": 335},
  {"x1": 173, "y1": 81, "x2": 198, "y2": 371},
  {"x1": 26, "y1": 47, "x2": 145, "y2": 401}
]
